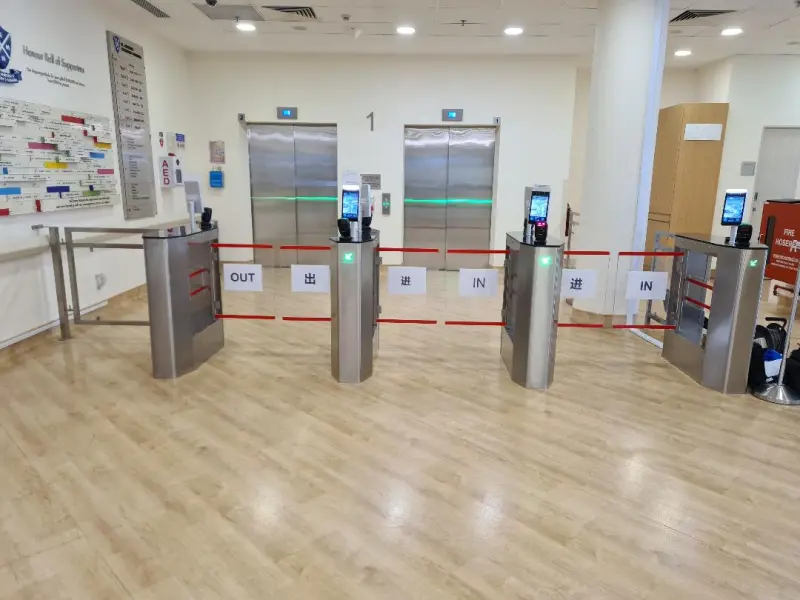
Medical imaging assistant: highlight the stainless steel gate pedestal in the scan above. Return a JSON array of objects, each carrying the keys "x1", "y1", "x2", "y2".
[
  {"x1": 143, "y1": 225, "x2": 224, "y2": 379},
  {"x1": 500, "y1": 232, "x2": 564, "y2": 389},
  {"x1": 663, "y1": 233, "x2": 766, "y2": 395},
  {"x1": 330, "y1": 231, "x2": 380, "y2": 383}
]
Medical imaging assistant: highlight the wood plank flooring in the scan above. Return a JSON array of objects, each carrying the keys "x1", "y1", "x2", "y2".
[{"x1": 1, "y1": 269, "x2": 800, "y2": 599}]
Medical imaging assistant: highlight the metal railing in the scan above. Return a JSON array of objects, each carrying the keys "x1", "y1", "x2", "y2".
[{"x1": 47, "y1": 225, "x2": 164, "y2": 340}]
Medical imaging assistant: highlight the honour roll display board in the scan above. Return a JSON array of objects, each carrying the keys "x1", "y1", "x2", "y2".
[
  {"x1": 107, "y1": 32, "x2": 157, "y2": 220},
  {"x1": 0, "y1": 98, "x2": 120, "y2": 217}
]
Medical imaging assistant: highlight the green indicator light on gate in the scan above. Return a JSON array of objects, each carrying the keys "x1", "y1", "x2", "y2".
[
  {"x1": 749, "y1": 259, "x2": 759, "y2": 268},
  {"x1": 342, "y1": 252, "x2": 355, "y2": 264},
  {"x1": 540, "y1": 255, "x2": 552, "y2": 266}
]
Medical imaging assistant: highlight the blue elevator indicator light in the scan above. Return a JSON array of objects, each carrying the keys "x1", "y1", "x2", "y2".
[
  {"x1": 448, "y1": 111, "x2": 456, "y2": 119},
  {"x1": 283, "y1": 109, "x2": 292, "y2": 117}
]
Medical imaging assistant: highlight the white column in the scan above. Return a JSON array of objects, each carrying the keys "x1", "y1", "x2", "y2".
[{"x1": 573, "y1": 0, "x2": 669, "y2": 315}]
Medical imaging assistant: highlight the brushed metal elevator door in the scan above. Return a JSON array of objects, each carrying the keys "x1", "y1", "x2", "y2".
[
  {"x1": 250, "y1": 125, "x2": 296, "y2": 266},
  {"x1": 249, "y1": 124, "x2": 338, "y2": 267},
  {"x1": 403, "y1": 127, "x2": 495, "y2": 270},
  {"x1": 446, "y1": 128, "x2": 495, "y2": 269},
  {"x1": 403, "y1": 128, "x2": 448, "y2": 269},
  {"x1": 294, "y1": 125, "x2": 338, "y2": 265}
]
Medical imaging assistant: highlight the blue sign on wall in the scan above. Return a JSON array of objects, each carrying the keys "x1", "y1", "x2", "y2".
[{"x1": 209, "y1": 170, "x2": 224, "y2": 189}]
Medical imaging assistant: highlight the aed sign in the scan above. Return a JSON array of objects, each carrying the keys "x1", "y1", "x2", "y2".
[
  {"x1": 626, "y1": 271, "x2": 668, "y2": 300},
  {"x1": 223, "y1": 264, "x2": 263, "y2": 292},
  {"x1": 458, "y1": 269, "x2": 497, "y2": 297},
  {"x1": 160, "y1": 158, "x2": 171, "y2": 187}
]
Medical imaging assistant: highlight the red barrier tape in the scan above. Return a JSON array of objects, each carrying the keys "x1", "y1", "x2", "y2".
[
  {"x1": 282, "y1": 316, "x2": 332, "y2": 322},
  {"x1": 613, "y1": 324, "x2": 676, "y2": 330},
  {"x1": 212, "y1": 243, "x2": 273, "y2": 249},
  {"x1": 279, "y1": 245, "x2": 330, "y2": 251},
  {"x1": 687, "y1": 277, "x2": 713, "y2": 291},
  {"x1": 446, "y1": 249, "x2": 509, "y2": 255},
  {"x1": 444, "y1": 321, "x2": 505, "y2": 326},
  {"x1": 379, "y1": 247, "x2": 439, "y2": 253},
  {"x1": 190, "y1": 285, "x2": 210, "y2": 298},
  {"x1": 684, "y1": 296, "x2": 711, "y2": 311},
  {"x1": 558, "y1": 323, "x2": 605, "y2": 328},
  {"x1": 215, "y1": 314, "x2": 276, "y2": 320},
  {"x1": 564, "y1": 251, "x2": 611, "y2": 256},
  {"x1": 377, "y1": 318, "x2": 438, "y2": 325},
  {"x1": 189, "y1": 268, "x2": 207, "y2": 279},
  {"x1": 619, "y1": 251, "x2": 684, "y2": 257}
]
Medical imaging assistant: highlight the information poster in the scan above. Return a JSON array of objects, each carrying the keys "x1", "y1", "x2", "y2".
[{"x1": 107, "y1": 31, "x2": 157, "y2": 220}]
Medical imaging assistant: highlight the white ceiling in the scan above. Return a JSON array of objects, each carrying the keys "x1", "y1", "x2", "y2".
[{"x1": 106, "y1": 0, "x2": 800, "y2": 65}]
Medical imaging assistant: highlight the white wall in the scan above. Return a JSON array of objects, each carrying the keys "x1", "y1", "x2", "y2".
[
  {"x1": 564, "y1": 67, "x2": 700, "y2": 214},
  {"x1": 703, "y1": 56, "x2": 800, "y2": 236},
  {"x1": 0, "y1": 0, "x2": 192, "y2": 346},
  {"x1": 186, "y1": 54, "x2": 578, "y2": 265}
]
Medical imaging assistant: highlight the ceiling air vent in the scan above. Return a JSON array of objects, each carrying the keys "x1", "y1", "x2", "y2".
[
  {"x1": 262, "y1": 6, "x2": 319, "y2": 21},
  {"x1": 670, "y1": 9, "x2": 735, "y2": 23},
  {"x1": 194, "y1": 4, "x2": 265, "y2": 21},
  {"x1": 127, "y1": 0, "x2": 170, "y2": 18}
]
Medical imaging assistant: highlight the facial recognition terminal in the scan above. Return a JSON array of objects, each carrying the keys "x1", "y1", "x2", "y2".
[
  {"x1": 721, "y1": 188, "x2": 748, "y2": 245},
  {"x1": 523, "y1": 185, "x2": 551, "y2": 239},
  {"x1": 341, "y1": 184, "x2": 360, "y2": 221},
  {"x1": 721, "y1": 189, "x2": 747, "y2": 227}
]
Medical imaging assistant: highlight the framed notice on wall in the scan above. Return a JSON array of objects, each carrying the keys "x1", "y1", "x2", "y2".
[
  {"x1": 106, "y1": 31, "x2": 157, "y2": 220},
  {"x1": 209, "y1": 141, "x2": 225, "y2": 164}
]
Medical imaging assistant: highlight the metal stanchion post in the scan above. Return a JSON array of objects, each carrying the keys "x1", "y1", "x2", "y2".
[
  {"x1": 754, "y1": 267, "x2": 800, "y2": 406},
  {"x1": 49, "y1": 226, "x2": 71, "y2": 340}
]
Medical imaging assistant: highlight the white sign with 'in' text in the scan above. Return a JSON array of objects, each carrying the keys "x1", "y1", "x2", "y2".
[
  {"x1": 291, "y1": 265, "x2": 330, "y2": 293},
  {"x1": 458, "y1": 269, "x2": 498, "y2": 297},
  {"x1": 561, "y1": 269, "x2": 599, "y2": 299},
  {"x1": 223, "y1": 264, "x2": 263, "y2": 292},
  {"x1": 388, "y1": 267, "x2": 427, "y2": 295},
  {"x1": 626, "y1": 271, "x2": 668, "y2": 300}
]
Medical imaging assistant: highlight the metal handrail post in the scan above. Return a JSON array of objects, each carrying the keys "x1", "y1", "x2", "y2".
[
  {"x1": 64, "y1": 229, "x2": 82, "y2": 325},
  {"x1": 49, "y1": 226, "x2": 71, "y2": 340}
]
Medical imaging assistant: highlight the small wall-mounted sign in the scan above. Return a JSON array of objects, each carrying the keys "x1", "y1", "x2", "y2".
[
  {"x1": 740, "y1": 161, "x2": 757, "y2": 177},
  {"x1": 442, "y1": 109, "x2": 464, "y2": 122},
  {"x1": 361, "y1": 174, "x2": 381, "y2": 190},
  {"x1": 209, "y1": 169, "x2": 224, "y2": 189},
  {"x1": 277, "y1": 106, "x2": 298, "y2": 120}
]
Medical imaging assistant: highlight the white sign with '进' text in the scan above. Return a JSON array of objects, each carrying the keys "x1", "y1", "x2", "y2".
[
  {"x1": 291, "y1": 265, "x2": 330, "y2": 293},
  {"x1": 223, "y1": 264, "x2": 263, "y2": 292},
  {"x1": 561, "y1": 269, "x2": 599, "y2": 299},
  {"x1": 626, "y1": 271, "x2": 668, "y2": 300},
  {"x1": 388, "y1": 267, "x2": 427, "y2": 295},
  {"x1": 458, "y1": 269, "x2": 498, "y2": 297}
]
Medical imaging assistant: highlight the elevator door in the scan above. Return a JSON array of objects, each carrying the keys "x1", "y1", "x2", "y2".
[
  {"x1": 403, "y1": 127, "x2": 495, "y2": 269},
  {"x1": 249, "y1": 124, "x2": 338, "y2": 266}
]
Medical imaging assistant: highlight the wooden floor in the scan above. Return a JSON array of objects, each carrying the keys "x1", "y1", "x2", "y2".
[{"x1": 2, "y1": 269, "x2": 800, "y2": 599}]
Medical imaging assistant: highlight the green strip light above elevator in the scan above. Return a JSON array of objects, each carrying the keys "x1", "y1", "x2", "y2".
[
  {"x1": 404, "y1": 198, "x2": 493, "y2": 205},
  {"x1": 252, "y1": 196, "x2": 338, "y2": 202}
]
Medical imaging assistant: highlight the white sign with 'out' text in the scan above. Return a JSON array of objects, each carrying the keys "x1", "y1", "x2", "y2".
[
  {"x1": 561, "y1": 269, "x2": 599, "y2": 299},
  {"x1": 388, "y1": 267, "x2": 427, "y2": 295},
  {"x1": 458, "y1": 269, "x2": 498, "y2": 297},
  {"x1": 223, "y1": 264, "x2": 263, "y2": 292},
  {"x1": 626, "y1": 271, "x2": 668, "y2": 300},
  {"x1": 291, "y1": 265, "x2": 330, "y2": 293}
]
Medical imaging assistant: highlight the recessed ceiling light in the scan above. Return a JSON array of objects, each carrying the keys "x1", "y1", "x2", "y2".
[
  {"x1": 504, "y1": 26, "x2": 524, "y2": 36},
  {"x1": 236, "y1": 21, "x2": 256, "y2": 32},
  {"x1": 674, "y1": 49, "x2": 692, "y2": 57},
  {"x1": 397, "y1": 25, "x2": 415, "y2": 35},
  {"x1": 721, "y1": 27, "x2": 743, "y2": 36}
]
